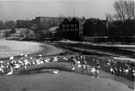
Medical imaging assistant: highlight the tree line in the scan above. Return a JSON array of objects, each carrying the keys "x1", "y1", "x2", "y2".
[{"x1": 0, "y1": 20, "x2": 16, "y2": 29}]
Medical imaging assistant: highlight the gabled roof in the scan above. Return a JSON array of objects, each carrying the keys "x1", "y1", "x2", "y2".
[
  {"x1": 70, "y1": 17, "x2": 79, "y2": 24},
  {"x1": 61, "y1": 18, "x2": 70, "y2": 24},
  {"x1": 60, "y1": 17, "x2": 85, "y2": 25}
]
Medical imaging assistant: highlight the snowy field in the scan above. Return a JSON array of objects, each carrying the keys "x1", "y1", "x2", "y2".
[{"x1": 0, "y1": 39, "x2": 63, "y2": 58}]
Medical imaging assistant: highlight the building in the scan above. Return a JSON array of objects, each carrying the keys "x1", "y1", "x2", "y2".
[
  {"x1": 59, "y1": 17, "x2": 85, "y2": 40},
  {"x1": 83, "y1": 18, "x2": 107, "y2": 36},
  {"x1": 16, "y1": 20, "x2": 31, "y2": 28},
  {"x1": 31, "y1": 17, "x2": 64, "y2": 29}
]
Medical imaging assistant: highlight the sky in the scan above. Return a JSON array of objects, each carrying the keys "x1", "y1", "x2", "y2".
[{"x1": 0, "y1": 0, "x2": 117, "y2": 21}]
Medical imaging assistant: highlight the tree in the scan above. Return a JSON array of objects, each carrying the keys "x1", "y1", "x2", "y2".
[
  {"x1": 114, "y1": 0, "x2": 135, "y2": 21},
  {"x1": 4, "y1": 20, "x2": 16, "y2": 29},
  {"x1": 4, "y1": 31, "x2": 9, "y2": 39},
  {"x1": 0, "y1": 21, "x2": 4, "y2": 29}
]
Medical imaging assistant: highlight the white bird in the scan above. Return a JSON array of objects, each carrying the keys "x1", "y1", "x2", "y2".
[
  {"x1": 20, "y1": 53, "x2": 24, "y2": 56},
  {"x1": 96, "y1": 69, "x2": 100, "y2": 76},
  {"x1": 53, "y1": 57, "x2": 58, "y2": 62},
  {"x1": 44, "y1": 59, "x2": 49, "y2": 63},
  {"x1": 77, "y1": 64, "x2": 82, "y2": 69},
  {"x1": 24, "y1": 66, "x2": 27, "y2": 69},
  {"x1": 24, "y1": 59, "x2": 29, "y2": 65},
  {"x1": 110, "y1": 67, "x2": 115, "y2": 74},
  {"x1": 91, "y1": 67, "x2": 96, "y2": 73},
  {"x1": 30, "y1": 57, "x2": 33, "y2": 60},
  {"x1": 6, "y1": 66, "x2": 13, "y2": 76},
  {"x1": 0, "y1": 65, "x2": 4, "y2": 73},
  {"x1": 24, "y1": 55, "x2": 28, "y2": 57},
  {"x1": 90, "y1": 66, "x2": 100, "y2": 77},
  {"x1": 0, "y1": 68, "x2": 4, "y2": 74},
  {"x1": 39, "y1": 54, "x2": 42, "y2": 57},
  {"x1": 72, "y1": 67, "x2": 76, "y2": 71},
  {"x1": 77, "y1": 61, "x2": 80, "y2": 64},
  {"x1": 32, "y1": 61, "x2": 36, "y2": 65},
  {"x1": 132, "y1": 69, "x2": 135, "y2": 77},
  {"x1": 9, "y1": 56, "x2": 14, "y2": 60},
  {"x1": 82, "y1": 64, "x2": 86, "y2": 70},
  {"x1": 0, "y1": 61, "x2": 4, "y2": 64},
  {"x1": 96, "y1": 65, "x2": 101, "y2": 69},
  {"x1": 13, "y1": 63, "x2": 21, "y2": 69},
  {"x1": 107, "y1": 62, "x2": 111, "y2": 66},
  {"x1": 40, "y1": 60, "x2": 44, "y2": 65},
  {"x1": 52, "y1": 70, "x2": 59, "y2": 74},
  {"x1": 63, "y1": 57, "x2": 68, "y2": 61},
  {"x1": 123, "y1": 68, "x2": 129, "y2": 74},
  {"x1": 18, "y1": 60, "x2": 23, "y2": 65}
]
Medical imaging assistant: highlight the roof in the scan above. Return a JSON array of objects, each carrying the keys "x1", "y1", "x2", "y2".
[{"x1": 60, "y1": 17, "x2": 85, "y2": 25}]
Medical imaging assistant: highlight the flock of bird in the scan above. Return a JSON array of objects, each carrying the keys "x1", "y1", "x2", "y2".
[
  {"x1": 0, "y1": 54, "x2": 135, "y2": 80},
  {"x1": 0, "y1": 54, "x2": 61, "y2": 76}
]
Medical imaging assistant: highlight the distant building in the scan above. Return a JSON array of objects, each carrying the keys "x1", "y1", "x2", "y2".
[
  {"x1": 59, "y1": 17, "x2": 85, "y2": 40},
  {"x1": 83, "y1": 18, "x2": 107, "y2": 36},
  {"x1": 16, "y1": 20, "x2": 31, "y2": 28},
  {"x1": 31, "y1": 17, "x2": 64, "y2": 29},
  {"x1": 107, "y1": 20, "x2": 135, "y2": 37}
]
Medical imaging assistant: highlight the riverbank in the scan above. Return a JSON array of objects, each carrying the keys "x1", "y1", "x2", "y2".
[
  {"x1": 0, "y1": 62, "x2": 133, "y2": 91},
  {"x1": 0, "y1": 39, "x2": 134, "y2": 91},
  {"x1": 0, "y1": 39, "x2": 64, "y2": 59}
]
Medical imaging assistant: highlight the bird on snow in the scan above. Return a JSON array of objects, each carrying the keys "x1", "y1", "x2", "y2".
[{"x1": 52, "y1": 70, "x2": 59, "y2": 74}]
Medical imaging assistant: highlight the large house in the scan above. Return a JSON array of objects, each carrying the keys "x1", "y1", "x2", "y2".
[
  {"x1": 83, "y1": 18, "x2": 107, "y2": 36},
  {"x1": 31, "y1": 17, "x2": 64, "y2": 29},
  {"x1": 59, "y1": 17, "x2": 85, "y2": 40},
  {"x1": 16, "y1": 17, "x2": 64, "y2": 30}
]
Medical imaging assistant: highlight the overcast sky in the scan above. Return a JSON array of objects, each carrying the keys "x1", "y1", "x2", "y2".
[{"x1": 0, "y1": 0, "x2": 117, "y2": 21}]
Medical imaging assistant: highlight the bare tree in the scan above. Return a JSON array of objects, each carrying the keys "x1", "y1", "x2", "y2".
[{"x1": 114, "y1": 0, "x2": 135, "y2": 21}]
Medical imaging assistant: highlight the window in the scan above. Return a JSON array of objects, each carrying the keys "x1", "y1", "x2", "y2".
[
  {"x1": 70, "y1": 24, "x2": 74, "y2": 27},
  {"x1": 74, "y1": 24, "x2": 77, "y2": 27},
  {"x1": 66, "y1": 24, "x2": 69, "y2": 27},
  {"x1": 62, "y1": 29, "x2": 65, "y2": 31},
  {"x1": 75, "y1": 28, "x2": 78, "y2": 31},
  {"x1": 71, "y1": 28, "x2": 74, "y2": 31},
  {"x1": 62, "y1": 25, "x2": 65, "y2": 28},
  {"x1": 66, "y1": 29, "x2": 69, "y2": 31}
]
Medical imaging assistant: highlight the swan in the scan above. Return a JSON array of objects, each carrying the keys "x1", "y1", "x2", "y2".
[
  {"x1": 20, "y1": 53, "x2": 24, "y2": 56},
  {"x1": 63, "y1": 57, "x2": 68, "y2": 61},
  {"x1": 72, "y1": 67, "x2": 76, "y2": 71},
  {"x1": 39, "y1": 54, "x2": 42, "y2": 57},
  {"x1": 24, "y1": 54, "x2": 28, "y2": 57},
  {"x1": 119, "y1": 67, "x2": 122, "y2": 73},
  {"x1": 53, "y1": 57, "x2": 58, "y2": 62},
  {"x1": 123, "y1": 68, "x2": 129, "y2": 74},
  {"x1": 0, "y1": 65, "x2": 4, "y2": 73},
  {"x1": 9, "y1": 56, "x2": 14, "y2": 60},
  {"x1": 110, "y1": 67, "x2": 115, "y2": 74},
  {"x1": 91, "y1": 67, "x2": 96, "y2": 73},
  {"x1": 0, "y1": 61, "x2": 4, "y2": 64},
  {"x1": 44, "y1": 59, "x2": 49, "y2": 63},
  {"x1": 52, "y1": 70, "x2": 59, "y2": 74},
  {"x1": 6, "y1": 66, "x2": 13, "y2": 76},
  {"x1": 132, "y1": 69, "x2": 135, "y2": 77},
  {"x1": 13, "y1": 63, "x2": 21, "y2": 69}
]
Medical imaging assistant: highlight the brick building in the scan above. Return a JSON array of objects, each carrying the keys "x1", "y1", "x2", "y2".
[
  {"x1": 83, "y1": 18, "x2": 107, "y2": 36},
  {"x1": 31, "y1": 17, "x2": 64, "y2": 29},
  {"x1": 59, "y1": 17, "x2": 85, "y2": 40}
]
